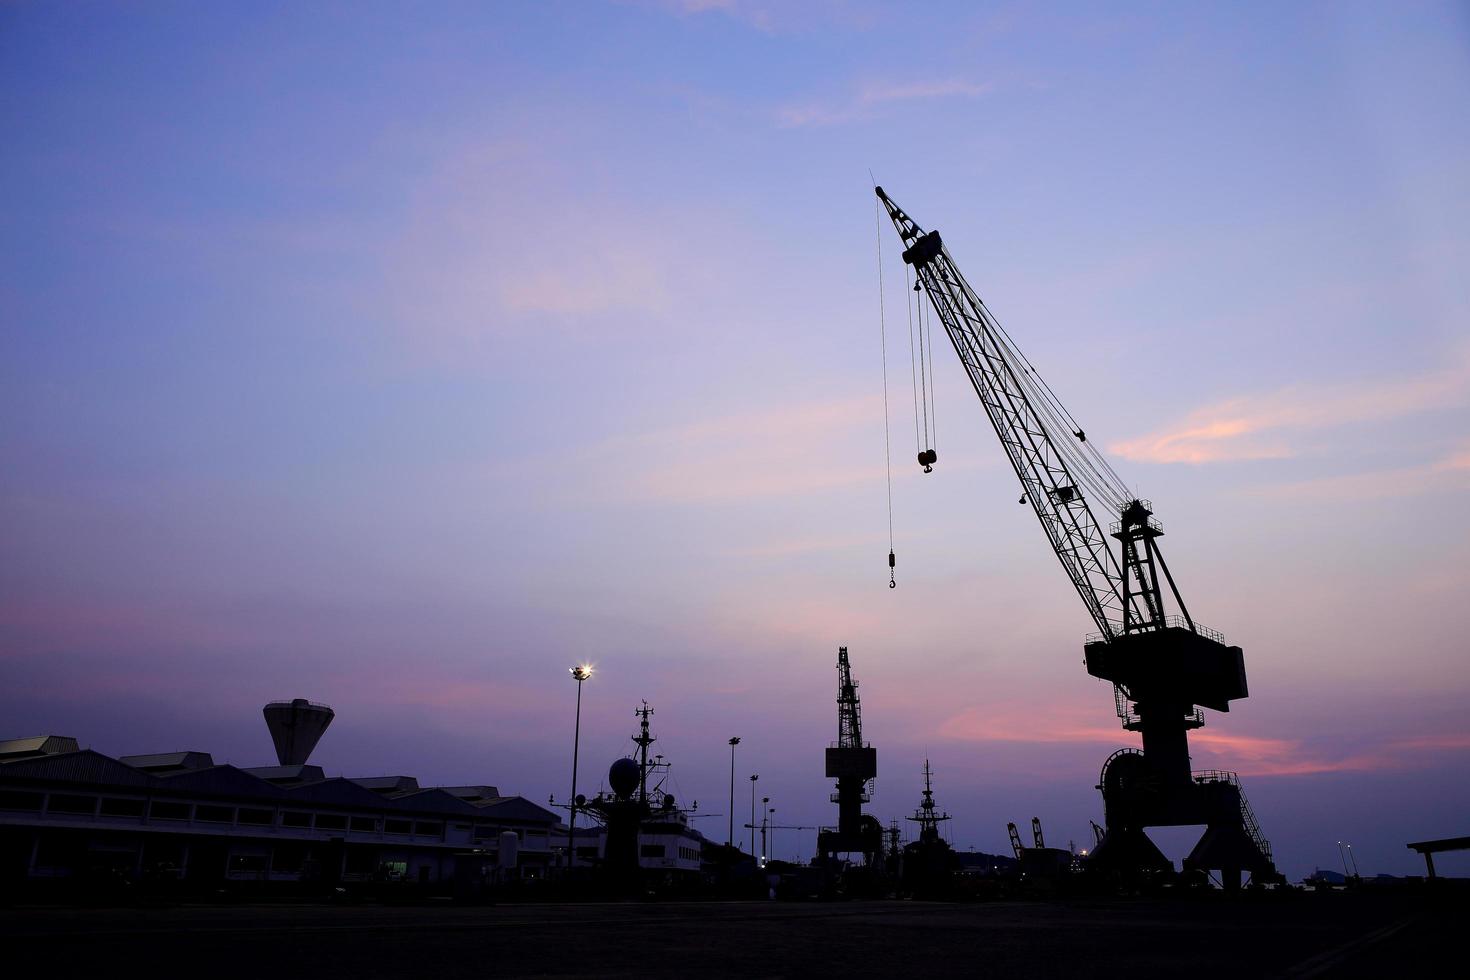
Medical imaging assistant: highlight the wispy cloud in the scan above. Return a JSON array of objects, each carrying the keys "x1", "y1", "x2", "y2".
[
  {"x1": 573, "y1": 395, "x2": 885, "y2": 504},
  {"x1": 936, "y1": 702, "x2": 1470, "y2": 778},
  {"x1": 938, "y1": 703, "x2": 1132, "y2": 746},
  {"x1": 1261, "y1": 442, "x2": 1470, "y2": 501},
  {"x1": 1110, "y1": 355, "x2": 1470, "y2": 464},
  {"x1": 720, "y1": 530, "x2": 887, "y2": 559},
  {"x1": 375, "y1": 138, "x2": 740, "y2": 352},
  {"x1": 778, "y1": 78, "x2": 993, "y2": 128},
  {"x1": 640, "y1": 0, "x2": 878, "y2": 34}
]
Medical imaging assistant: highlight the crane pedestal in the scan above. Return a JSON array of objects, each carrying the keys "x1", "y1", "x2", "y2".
[{"x1": 1085, "y1": 628, "x2": 1280, "y2": 888}]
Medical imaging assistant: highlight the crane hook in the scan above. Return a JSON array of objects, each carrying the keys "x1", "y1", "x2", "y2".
[{"x1": 889, "y1": 550, "x2": 897, "y2": 588}]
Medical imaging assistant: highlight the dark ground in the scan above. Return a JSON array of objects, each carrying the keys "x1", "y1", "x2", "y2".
[{"x1": 3, "y1": 891, "x2": 1460, "y2": 978}]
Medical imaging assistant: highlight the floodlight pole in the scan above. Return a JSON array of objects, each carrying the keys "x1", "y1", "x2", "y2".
[
  {"x1": 567, "y1": 666, "x2": 591, "y2": 874},
  {"x1": 761, "y1": 797, "x2": 771, "y2": 866},
  {"x1": 749, "y1": 774, "x2": 758, "y2": 857},
  {"x1": 728, "y1": 737, "x2": 741, "y2": 848}
]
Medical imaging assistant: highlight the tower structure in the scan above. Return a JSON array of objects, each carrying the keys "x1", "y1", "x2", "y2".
[
  {"x1": 905, "y1": 760, "x2": 951, "y2": 845},
  {"x1": 262, "y1": 699, "x2": 334, "y2": 767},
  {"x1": 818, "y1": 646, "x2": 880, "y2": 860},
  {"x1": 632, "y1": 701, "x2": 655, "y2": 807},
  {"x1": 876, "y1": 186, "x2": 1280, "y2": 888},
  {"x1": 902, "y1": 760, "x2": 957, "y2": 894}
]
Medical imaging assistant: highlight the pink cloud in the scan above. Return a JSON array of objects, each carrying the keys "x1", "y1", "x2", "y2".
[
  {"x1": 1110, "y1": 354, "x2": 1469, "y2": 464},
  {"x1": 937, "y1": 703, "x2": 1132, "y2": 746},
  {"x1": 1262, "y1": 442, "x2": 1470, "y2": 500},
  {"x1": 936, "y1": 701, "x2": 1470, "y2": 779}
]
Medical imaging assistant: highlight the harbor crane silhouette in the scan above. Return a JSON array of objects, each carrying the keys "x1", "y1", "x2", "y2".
[{"x1": 876, "y1": 186, "x2": 1281, "y2": 888}]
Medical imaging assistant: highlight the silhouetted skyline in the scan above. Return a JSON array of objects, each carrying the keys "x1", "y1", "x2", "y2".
[{"x1": 3, "y1": 1, "x2": 1468, "y2": 880}]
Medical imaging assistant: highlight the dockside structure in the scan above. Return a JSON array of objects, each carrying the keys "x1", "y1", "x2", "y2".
[{"x1": 0, "y1": 735, "x2": 558, "y2": 892}]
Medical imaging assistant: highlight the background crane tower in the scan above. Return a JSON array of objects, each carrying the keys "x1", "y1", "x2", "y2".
[
  {"x1": 818, "y1": 646, "x2": 881, "y2": 862},
  {"x1": 875, "y1": 186, "x2": 1280, "y2": 888}
]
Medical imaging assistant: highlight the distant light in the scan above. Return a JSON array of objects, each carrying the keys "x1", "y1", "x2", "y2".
[{"x1": 570, "y1": 665, "x2": 593, "y2": 681}]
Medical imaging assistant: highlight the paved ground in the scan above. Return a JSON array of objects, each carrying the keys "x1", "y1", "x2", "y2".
[{"x1": 2, "y1": 891, "x2": 1458, "y2": 978}]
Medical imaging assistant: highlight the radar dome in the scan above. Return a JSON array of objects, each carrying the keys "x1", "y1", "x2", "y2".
[{"x1": 608, "y1": 757, "x2": 640, "y2": 800}]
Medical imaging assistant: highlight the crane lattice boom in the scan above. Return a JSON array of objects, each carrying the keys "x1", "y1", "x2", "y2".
[{"x1": 876, "y1": 186, "x2": 1155, "y2": 641}]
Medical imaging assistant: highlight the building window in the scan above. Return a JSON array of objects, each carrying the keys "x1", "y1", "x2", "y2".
[
  {"x1": 99, "y1": 798, "x2": 146, "y2": 818},
  {"x1": 0, "y1": 791, "x2": 44, "y2": 811},
  {"x1": 413, "y1": 821, "x2": 443, "y2": 837},
  {"x1": 229, "y1": 854, "x2": 268, "y2": 874},
  {"x1": 47, "y1": 794, "x2": 97, "y2": 815},
  {"x1": 149, "y1": 801, "x2": 191, "y2": 821},
  {"x1": 238, "y1": 808, "x2": 274, "y2": 826},
  {"x1": 281, "y1": 811, "x2": 312, "y2": 828},
  {"x1": 272, "y1": 845, "x2": 307, "y2": 874},
  {"x1": 35, "y1": 835, "x2": 85, "y2": 868},
  {"x1": 350, "y1": 816, "x2": 376, "y2": 833},
  {"x1": 383, "y1": 819, "x2": 412, "y2": 835},
  {"x1": 196, "y1": 805, "x2": 234, "y2": 823},
  {"x1": 343, "y1": 849, "x2": 375, "y2": 875},
  {"x1": 314, "y1": 814, "x2": 348, "y2": 831},
  {"x1": 640, "y1": 844, "x2": 665, "y2": 858}
]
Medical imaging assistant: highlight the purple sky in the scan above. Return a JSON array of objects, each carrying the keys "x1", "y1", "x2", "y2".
[{"x1": 3, "y1": 1, "x2": 1468, "y2": 879}]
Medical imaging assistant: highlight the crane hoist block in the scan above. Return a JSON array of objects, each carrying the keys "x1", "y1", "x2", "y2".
[
  {"x1": 1084, "y1": 627, "x2": 1248, "y2": 712},
  {"x1": 901, "y1": 230, "x2": 943, "y2": 267},
  {"x1": 826, "y1": 746, "x2": 877, "y2": 780}
]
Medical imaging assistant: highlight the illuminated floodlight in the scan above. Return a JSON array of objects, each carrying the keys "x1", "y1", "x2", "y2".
[{"x1": 570, "y1": 665, "x2": 593, "y2": 681}]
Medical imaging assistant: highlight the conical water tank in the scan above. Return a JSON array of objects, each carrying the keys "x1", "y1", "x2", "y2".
[{"x1": 263, "y1": 699, "x2": 335, "y2": 766}]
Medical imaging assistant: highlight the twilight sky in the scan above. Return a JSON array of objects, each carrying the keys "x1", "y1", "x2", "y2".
[{"x1": 3, "y1": 1, "x2": 1468, "y2": 880}]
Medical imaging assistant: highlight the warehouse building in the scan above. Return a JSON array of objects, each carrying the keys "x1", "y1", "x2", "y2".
[{"x1": 0, "y1": 703, "x2": 558, "y2": 894}]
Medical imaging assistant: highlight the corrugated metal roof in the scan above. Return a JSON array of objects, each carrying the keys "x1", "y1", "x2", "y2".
[
  {"x1": 388, "y1": 788, "x2": 484, "y2": 816},
  {"x1": 241, "y1": 765, "x2": 325, "y2": 784},
  {"x1": 0, "y1": 735, "x2": 81, "y2": 760},
  {"x1": 437, "y1": 784, "x2": 501, "y2": 802},
  {"x1": 0, "y1": 750, "x2": 157, "y2": 787},
  {"x1": 0, "y1": 748, "x2": 554, "y2": 827},
  {"x1": 474, "y1": 796, "x2": 558, "y2": 825},
  {"x1": 347, "y1": 775, "x2": 420, "y2": 794},
  {"x1": 158, "y1": 765, "x2": 287, "y2": 799},
  {"x1": 287, "y1": 777, "x2": 393, "y2": 808},
  {"x1": 118, "y1": 751, "x2": 214, "y2": 772}
]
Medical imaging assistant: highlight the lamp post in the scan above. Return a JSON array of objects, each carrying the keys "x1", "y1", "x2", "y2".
[
  {"x1": 567, "y1": 665, "x2": 592, "y2": 874},
  {"x1": 761, "y1": 797, "x2": 770, "y2": 866},
  {"x1": 727, "y1": 737, "x2": 740, "y2": 848},
  {"x1": 749, "y1": 774, "x2": 758, "y2": 857}
]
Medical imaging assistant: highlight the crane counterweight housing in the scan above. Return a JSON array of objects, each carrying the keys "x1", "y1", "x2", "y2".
[
  {"x1": 1084, "y1": 629, "x2": 1247, "y2": 713},
  {"x1": 875, "y1": 184, "x2": 1282, "y2": 888}
]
